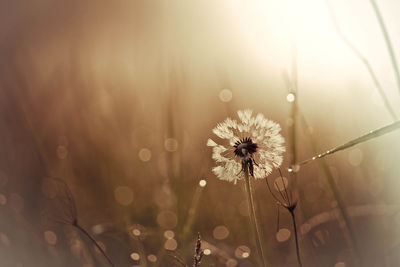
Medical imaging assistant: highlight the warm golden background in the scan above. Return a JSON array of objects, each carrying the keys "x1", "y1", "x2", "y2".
[{"x1": 1, "y1": 0, "x2": 400, "y2": 266}]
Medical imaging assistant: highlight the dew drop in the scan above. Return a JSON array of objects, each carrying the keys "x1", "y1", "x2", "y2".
[
  {"x1": 130, "y1": 252, "x2": 140, "y2": 261},
  {"x1": 199, "y1": 180, "x2": 207, "y2": 187},
  {"x1": 203, "y1": 249, "x2": 211, "y2": 255},
  {"x1": 286, "y1": 93, "x2": 295, "y2": 102}
]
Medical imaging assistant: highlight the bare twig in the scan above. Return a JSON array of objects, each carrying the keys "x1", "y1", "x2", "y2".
[{"x1": 265, "y1": 169, "x2": 303, "y2": 267}]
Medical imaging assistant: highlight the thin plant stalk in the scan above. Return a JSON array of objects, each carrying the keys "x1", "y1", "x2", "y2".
[
  {"x1": 290, "y1": 42, "x2": 298, "y2": 166},
  {"x1": 74, "y1": 222, "x2": 115, "y2": 267},
  {"x1": 282, "y1": 51, "x2": 302, "y2": 266},
  {"x1": 183, "y1": 184, "x2": 205, "y2": 241},
  {"x1": 291, "y1": 120, "x2": 400, "y2": 169},
  {"x1": 265, "y1": 169, "x2": 303, "y2": 267},
  {"x1": 243, "y1": 168, "x2": 267, "y2": 267},
  {"x1": 42, "y1": 178, "x2": 115, "y2": 267},
  {"x1": 369, "y1": 0, "x2": 400, "y2": 95},
  {"x1": 326, "y1": 0, "x2": 398, "y2": 121},
  {"x1": 298, "y1": 114, "x2": 362, "y2": 267},
  {"x1": 289, "y1": 210, "x2": 303, "y2": 267}
]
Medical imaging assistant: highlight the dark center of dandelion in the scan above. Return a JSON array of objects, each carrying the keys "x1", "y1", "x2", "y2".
[{"x1": 233, "y1": 137, "x2": 258, "y2": 158}]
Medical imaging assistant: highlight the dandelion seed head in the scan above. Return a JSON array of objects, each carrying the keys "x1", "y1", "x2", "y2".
[
  {"x1": 207, "y1": 139, "x2": 218, "y2": 147},
  {"x1": 234, "y1": 138, "x2": 257, "y2": 157},
  {"x1": 208, "y1": 109, "x2": 285, "y2": 183}
]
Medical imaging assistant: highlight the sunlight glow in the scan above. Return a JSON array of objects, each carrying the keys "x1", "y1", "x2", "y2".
[{"x1": 227, "y1": 0, "x2": 364, "y2": 76}]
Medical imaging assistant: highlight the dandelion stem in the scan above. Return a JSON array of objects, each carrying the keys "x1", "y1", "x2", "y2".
[
  {"x1": 292, "y1": 120, "x2": 400, "y2": 169},
  {"x1": 74, "y1": 222, "x2": 115, "y2": 267},
  {"x1": 289, "y1": 210, "x2": 303, "y2": 267},
  {"x1": 243, "y1": 168, "x2": 267, "y2": 267}
]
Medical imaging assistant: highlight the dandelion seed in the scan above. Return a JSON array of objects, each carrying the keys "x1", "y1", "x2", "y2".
[{"x1": 207, "y1": 109, "x2": 285, "y2": 183}]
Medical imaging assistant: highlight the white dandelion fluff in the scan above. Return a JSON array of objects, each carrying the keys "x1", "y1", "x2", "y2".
[{"x1": 207, "y1": 109, "x2": 285, "y2": 183}]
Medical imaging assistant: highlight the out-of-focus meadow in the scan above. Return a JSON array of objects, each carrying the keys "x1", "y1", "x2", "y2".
[{"x1": 1, "y1": 0, "x2": 400, "y2": 266}]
